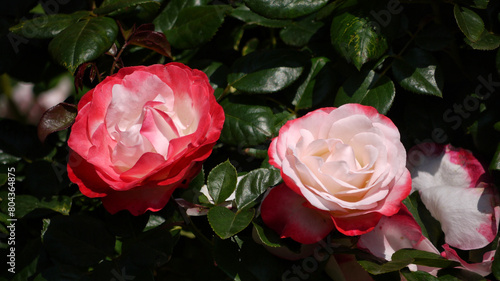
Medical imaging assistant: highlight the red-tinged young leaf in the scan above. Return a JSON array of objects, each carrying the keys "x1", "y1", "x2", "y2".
[
  {"x1": 89, "y1": 64, "x2": 98, "y2": 83},
  {"x1": 133, "y1": 23, "x2": 154, "y2": 32},
  {"x1": 129, "y1": 24, "x2": 172, "y2": 58},
  {"x1": 38, "y1": 103, "x2": 78, "y2": 143},
  {"x1": 74, "y1": 62, "x2": 99, "y2": 92}
]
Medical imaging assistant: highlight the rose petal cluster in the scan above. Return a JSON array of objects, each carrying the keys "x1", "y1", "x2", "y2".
[
  {"x1": 407, "y1": 143, "x2": 500, "y2": 250},
  {"x1": 358, "y1": 204, "x2": 497, "y2": 277},
  {"x1": 67, "y1": 63, "x2": 224, "y2": 215},
  {"x1": 359, "y1": 143, "x2": 500, "y2": 277},
  {"x1": 262, "y1": 104, "x2": 412, "y2": 241}
]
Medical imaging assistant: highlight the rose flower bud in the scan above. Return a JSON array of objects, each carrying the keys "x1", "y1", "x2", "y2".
[
  {"x1": 67, "y1": 63, "x2": 224, "y2": 215},
  {"x1": 261, "y1": 104, "x2": 411, "y2": 242}
]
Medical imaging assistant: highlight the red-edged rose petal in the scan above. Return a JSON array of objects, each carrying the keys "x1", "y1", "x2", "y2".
[{"x1": 261, "y1": 183, "x2": 335, "y2": 244}]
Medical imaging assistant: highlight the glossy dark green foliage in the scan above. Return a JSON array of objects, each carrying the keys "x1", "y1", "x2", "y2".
[
  {"x1": 48, "y1": 16, "x2": 118, "y2": 73},
  {"x1": 2, "y1": 0, "x2": 500, "y2": 280}
]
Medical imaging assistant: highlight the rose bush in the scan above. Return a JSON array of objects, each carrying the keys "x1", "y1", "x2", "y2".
[
  {"x1": 67, "y1": 63, "x2": 224, "y2": 215},
  {"x1": 5, "y1": 0, "x2": 500, "y2": 279},
  {"x1": 262, "y1": 104, "x2": 412, "y2": 240}
]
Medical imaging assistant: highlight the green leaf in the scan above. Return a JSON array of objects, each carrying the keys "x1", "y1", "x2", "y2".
[
  {"x1": 9, "y1": 11, "x2": 90, "y2": 39},
  {"x1": 316, "y1": 0, "x2": 349, "y2": 20},
  {"x1": 437, "y1": 268, "x2": 486, "y2": 281},
  {"x1": 402, "y1": 191, "x2": 444, "y2": 246},
  {"x1": 42, "y1": 215, "x2": 115, "y2": 267},
  {"x1": 230, "y1": 4, "x2": 291, "y2": 28},
  {"x1": 273, "y1": 110, "x2": 296, "y2": 134},
  {"x1": 293, "y1": 57, "x2": 335, "y2": 110},
  {"x1": 235, "y1": 168, "x2": 281, "y2": 210},
  {"x1": 392, "y1": 249, "x2": 460, "y2": 268},
  {"x1": 37, "y1": 102, "x2": 77, "y2": 143},
  {"x1": 207, "y1": 160, "x2": 238, "y2": 205},
  {"x1": 189, "y1": 169, "x2": 205, "y2": 191},
  {"x1": 200, "y1": 61, "x2": 229, "y2": 100},
  {"x1": 94, "y1": 0, "x2": 160, "y2": 16},
  {"x1": 164, "y1": 5, "x2": 231, "y2": 49},
  {"x1": 153, "y1": 0, "x2": 210, "y2": 33},
  {"x1": 227, "y1": 49, "x2": 306, "y2": 94},
  {"x1": 400, "y1": 268, "x2": 439, "y2": 281},
  {"x1": 0, "y1": 193, "x2": 72, "y2": 218},
  {"x1": 144, "y1": 214, "x2": 166, "y2": 232},
  {"x1": 465, "y1": 30, "x2": 500, "y2": 50},
  {"x1": 220, "y1": 98, "x2": 274, "y2": 146},
  {"x1": 0, "y1": 152, "x2": 21, "y2": 165},
  {"x1": 472, "y1": 0, "x2": 489, "y2": 9},
  {"x1": 331, "y1": 10, "x2": 389, "y2": 70},
  {"x1": 208, "y1": 206, "x2": 255, "y2": 239},
  {"x1": 335, "y1": 69, "x2": 395, "y2": 114},
  {"x1": 392, "y1": 48, "x2": 443, "y2": 97},
  {"x1": 252, "y1": 220, "x2": 283, "y2": 247},
  {"x1": 22, "y1": 195, "x2": 71, "y2": 217},
  {"x1": 403, "y1": 193, "x2": 428, "y2": 239},
  {"x1": 490, "y1": 143, "x2": 500, "y2": 171},
  {"x1": 48, "y1": 17, "x2": 118, "y2": 73},
  {"x1": 279, "y1": 14, "x2": 324, "y2": 47},
  {"x1": 358, "y1": 259, "x2": 412, "y2": 275},
  {"x1": 454, "y1": 5, "x2": 484, "y2": 42},
  {"x1": 244, "y1": 0, "x2": 329, "y2": 19}
]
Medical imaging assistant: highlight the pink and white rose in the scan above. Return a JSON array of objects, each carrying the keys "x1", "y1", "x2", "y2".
[
  {"x1": 358, "y1": 205, "x2": 440, "y2": 274},
  {"x1": 407, "y1": 143, "x2": 500, "y2": 250},
  {"x1": 359, "y1": 143, "x2": 500, "y2": 277},
  {"x1": 67, "y1": 63, "x2": 224, "y2": 215},
  {"x1": 358, "y1": 204, "x2": 496, "y2": 277},
  {"x1": 263, "y1": 104, "x2": 412, "y2": 239}
]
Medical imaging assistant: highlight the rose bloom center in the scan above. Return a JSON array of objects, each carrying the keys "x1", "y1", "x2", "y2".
[
  {"x1": 103, "y1": 71, "x2": 199, "y2": 173},
  {"x1": 288, "y1": 114, "x2": 390, "y2": 203}
]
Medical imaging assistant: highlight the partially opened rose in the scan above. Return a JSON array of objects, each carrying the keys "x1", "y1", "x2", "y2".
[
  {"x1": 264, "y1": 104, "x2": 411, "y2": 238},
  {"x1": 67, "y1": 63, "x2": 224, "y2": 215}
]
